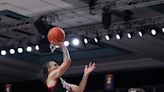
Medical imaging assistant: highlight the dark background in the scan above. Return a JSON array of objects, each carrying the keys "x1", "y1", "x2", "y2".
[{"x1": 1, "y1": 67, "x2": 164, "y2": 92}]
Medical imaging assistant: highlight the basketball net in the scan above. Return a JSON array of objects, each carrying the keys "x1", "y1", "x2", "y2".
[{"x1": 49, "y1": 43, "x2": 56, "y2": 53}]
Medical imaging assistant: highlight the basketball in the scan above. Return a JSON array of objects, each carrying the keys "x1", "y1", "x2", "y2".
[{"x1": 47, "y1": 27, "x2": 65, "y2": 44}]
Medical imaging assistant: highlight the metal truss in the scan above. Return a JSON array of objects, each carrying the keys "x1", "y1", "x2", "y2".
[
  {"x1": 109, "y1": 0, "x2": 164, "y2": 10},
  {"x1": 65, "y1": 15, "x2": 164, "y2": 37},
  {"x1": 0, "y1": 0, "x2": 164, "y2": 31}
]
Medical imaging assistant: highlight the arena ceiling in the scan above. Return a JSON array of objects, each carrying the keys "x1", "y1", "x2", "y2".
[{"x1": 0, "y1": 0, "x2": 164, "y2": 83}]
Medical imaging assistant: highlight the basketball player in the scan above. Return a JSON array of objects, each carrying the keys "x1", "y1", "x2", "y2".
[{"x1": 42, "y1": 42, "x2": 96, "y2": 92}]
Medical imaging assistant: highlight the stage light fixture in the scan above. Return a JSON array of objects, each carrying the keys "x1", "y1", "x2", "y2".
[
  {"x1": 138, "y1": 31, "x2": 143, "y2": 37},
  {"x1": 116, "y1": 34, "x2": 121, "y2": 40},
  {"x1": 35, "y1": 45, "x2": 39, "y2": 50},
  {"x1": 17, "y1": 48, "x2": 23, "y2": 53},
  {"x1": 127, "y1": 33, "x2": 132, "y2": 39},
  {"x1": 94, "y1": 37, "x2": 98, "y2": 43},
  {"x1": 84, "y1": 38, "x2": 88, "y2": 44},
  {"x1": 105, "y1": 35, "x2": 110, "y2": 40},
  {"x1": 1, "y1": 50, "x2": 6, "y2": 56},
  {"x1": 9, "y1": 49, "x2": 15, "y2": 54},
  {"x1": 72, "y1": 38, "x2": 80, "y2": 46},
  {"x1": 162, "y1": 28, "x2": 164, "y2": 33},
  {"x1": 151, "y1": 29, "x2": 157, "y2": 36},
  {"x1": 26, "y1": 46, "x2": 32, "y2": 52},
  {"x1": 64, "y1": 41, "x2": 69, "y2": 47}
]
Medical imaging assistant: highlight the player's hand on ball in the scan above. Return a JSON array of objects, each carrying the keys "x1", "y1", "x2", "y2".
[
  {"x1": 50, "y1": 41, "x2": 64, "y2": 48},
  {"x1": 56, "y1": 42, "x2": 65, "y2": 48}
]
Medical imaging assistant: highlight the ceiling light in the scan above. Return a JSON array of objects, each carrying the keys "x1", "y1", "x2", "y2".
[
  {"x1": 105, "y1": 35, "x2": 110, "y2": 40},
  {"x1": 138, "y1": 31, "x2": 143, "y2": 37},
  {"x1": 64, "y1": 41, "x2": 69, "y2": 47},
  {"x1": 151, "y1": 29, "x2": 157, "y2": 36},
  {"x1": 1, "y1": 50, "x2": 6, "y2": 56},
  {"x1": 94, "y1": 38, "x2": 98, "y2": 43},
  {"x1": 17, "y1": 48, "x2": 23, "y2": 53},
  {"x1": 35, "y1": 45, "x2": 39, "y2": 50},
  {"x1": 26, "y1": 46, "x2": 32, "y2": 52},
  {"x1": 84, "y1": 38, "x2": 88, "y2": 44},
  {"x1": 9, "y1": 49, "x2": 15, "y2": 54},
  {"x1": 72, "y1": 38, "x2": 80, "y2": 46},
  {"x1": 116, "y1": 34, "x2": 121, "y2": 40},
  {"x1": 162, "y1": 28, "x2": 164, "y2": 33},
  {"x1": 127, "y1": 33, "x2": 132, "y2": 39}
]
